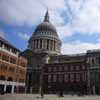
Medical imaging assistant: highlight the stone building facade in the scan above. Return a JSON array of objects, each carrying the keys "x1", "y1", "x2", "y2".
[
  {"x1": 22, "y1": 10, "x2": 100, "y2": 94},
  {"x1": 87, "y1": 50, "x2": 100, "y2": 94},
  {"x1": 22, "y1": 10, "x2": 62, "y2": 93},
  {"x1": 43, "y1": 60, "x2": 88, "y2": 94},
  {"x1": 43, "y1": 51, "x2": 100, "y2": 95}
]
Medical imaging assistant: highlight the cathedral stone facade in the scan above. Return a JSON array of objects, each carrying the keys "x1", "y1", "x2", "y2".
[
  {"x1": 22, "y1": 10, "x2": 100, "y2": 95},
  {"x1": 22, "y1": 10, "x2": 61, "y2": 93}
]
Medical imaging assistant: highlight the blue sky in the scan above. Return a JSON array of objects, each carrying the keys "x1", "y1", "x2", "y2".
[{"x1": 0, "y1": 0, "x2": 100, "y2": 54}]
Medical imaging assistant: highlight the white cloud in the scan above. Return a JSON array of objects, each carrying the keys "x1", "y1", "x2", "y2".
[
  {"x1": 1, "y1": 0, "x2": 100, "y2": 54},
  {"x1": 1, "y1": 0, "x2": 100, "y2": 36},
  {"x1": 0, "y1": 0, "x2": 45, "y2": 26},
  {"x1": 18, "y1": 32, "x2": 30, "y2": 40},
  {"x1": 72, "y1": 0, "x2": 100, "y2": 34},
  {"x1": 0, "y1": 29, "x2": 6, "y2": 38},
  {"x1": 54, "y1": 0, "x2": 100, "y2": 39},
  {"x1": 0, "y1": 0, "x2": 65, "y2": 26},
  {"x1": 62, "y1": 41, "x2": 100, "y2": 54}
]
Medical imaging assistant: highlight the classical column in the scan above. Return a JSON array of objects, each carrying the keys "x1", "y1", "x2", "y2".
[
  {"x1": 35, "y1": 40, "x2": 37, "y2": 49},
  {"x1": 38, "y1": 40, "x2": 40, "y2": 49},
  {"x1": 45, "y1": 39, "x2": 47, "y2": 49},
  {"x1": 43, "y1": 40, "x2": 45, "y2": 49},
  {"x1": 42, "y1": 40, "x2": 44, "y2": 49},
  {"x1": 52, "y1": 40, "x2": 54, "y2": 50},
  {"x1": 30, "y1": 87, "x2": 33, "y2": 94},
  {"x1": 4, "y1": 84, "x2": 7, "y2": 92},
  {"x1": 11, "y1": 85, "x2": 15, "y2": 94},
  {"x1": 54, "y1": 41, "x2": 55, "y2": 51},
  {"x1": 49, "y1": 40, "x2": 51, "y2": 50},
  {"x1": 37, "y1": 40, "x2": 38, "y2": 48},
  {"x1": 94, "y1": 57, "x2": 97, "y2": 65},
  {"x1": 33, "y1": 40, "x2": 35, "y2": 49},
  {"x1": 34, "y1": 40, "x2": 36, "y2": 49}
]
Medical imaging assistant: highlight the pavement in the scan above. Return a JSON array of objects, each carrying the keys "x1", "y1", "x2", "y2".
[{"x1": 0, "y1": 94, "x2": 100, "y2": 100}]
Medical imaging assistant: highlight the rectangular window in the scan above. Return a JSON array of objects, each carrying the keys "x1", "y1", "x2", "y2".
[
  {"x1": 53, "y1": 67, "x2": 57, "y2": 72},
  {"x1": 76, "y1": 73, "x2": 80, "y2": 82},
  {"x1": 2, "y1": 55, "x2": 9, "y2": 62},
  {"x1": 64, "y1": 66, "x2": 68, "y2": 71},
  {"x1": 12, "y1": 49, "x2": 17, "y2": 54},
  {"x1": 76, "y1": 66, "x2": 79, "y2": 70},
  {"x1": 48, "y1": 74, "x2": 51, "y2": 82},
  {"x1": 84, "y1": 72, "x2": 87, "y2": 81},
  {"x1": 82, "y1": 65, "x2": 85, "y2": 70},
  {"x1": 19, "y1": 62, "x2": 26, "y2": 67},
  {"x1": 70, "y1": 73, "x2": 74, "y2": 82},
  {"x1": 59, "y1": 66, "x2": 62, "y2": 71},
  {"x1": 4, "y1": 45, "x2": 10, "y2": 51},
  {"x1": 10, "y1": 57, "x2": 16, "y2": 64},
  {"x1": 53, "y1": 74, "x2": 57, "y2": 82},
  {"x1": 70, "y1": 66, "x2": 74, "y2": 71},
  {"x1": 9, "y1": 67, "x2": 15, "y2": 72},
  {"x1": 0, "y1": 64, "x2": 7, "y2": 71},
  {"x1": 48, "y1": 67, "x2": 52, "y2": 72},
  {"x1": 64, "y1": 74, "x2": 68, "y2": 82},
  {"x1": 82, "y1": 72, "x2": 85, "y2": 81},
  {"x1": 58, "y1": 74, "x2": 63, "y2": 82}
]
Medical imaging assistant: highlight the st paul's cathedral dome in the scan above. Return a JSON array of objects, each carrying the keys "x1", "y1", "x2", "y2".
[{"x1": 28, "y1": 10, "x2": 61, "y2": 55}]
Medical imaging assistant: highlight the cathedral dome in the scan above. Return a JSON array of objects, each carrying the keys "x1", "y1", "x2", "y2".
[
  {"x1": 34, "y1": 22, "x2": 57, "y2": 35},
  {"x1": 33, "y1": 10, "x2": 58, "y2": 37},
  {"x1": 28, "y1": 10, "x2": 61, "y2": 55}
]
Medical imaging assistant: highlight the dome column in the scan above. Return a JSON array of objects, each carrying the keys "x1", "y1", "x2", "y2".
[
  {"x1": 43, "y1": 39, "x2": 46, "y2": 49},
  {"x1": 36, "y1": 40, "x2": 38, "y2": 49},
  {"x1": 42, "y1": 40, "x2": 44, "y2": 49},
  {"x1": 34, "y1": 40, "x2": 36, "y2": 49},
  {"x1": 55, "y1": 41, "x2": 56, "y2": 51},
  {"x1": 49, "y1": 40, "x2": 51, "y2": 50},
  {"x1": 54, "y1": 40, "x2": 55, "y2": 51},
  {"x1": 35, "y1": 40, "x2": 37, "y2": 49},
  {"x1": 44, "y1": 39, "x2": 47, "y2": 49},
  {"x1": 52, "y1": 40, "x2": 54, "y2": 51},
  {"x1": 38, "y1": 40, "x2": 40, "y2": 49}
]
